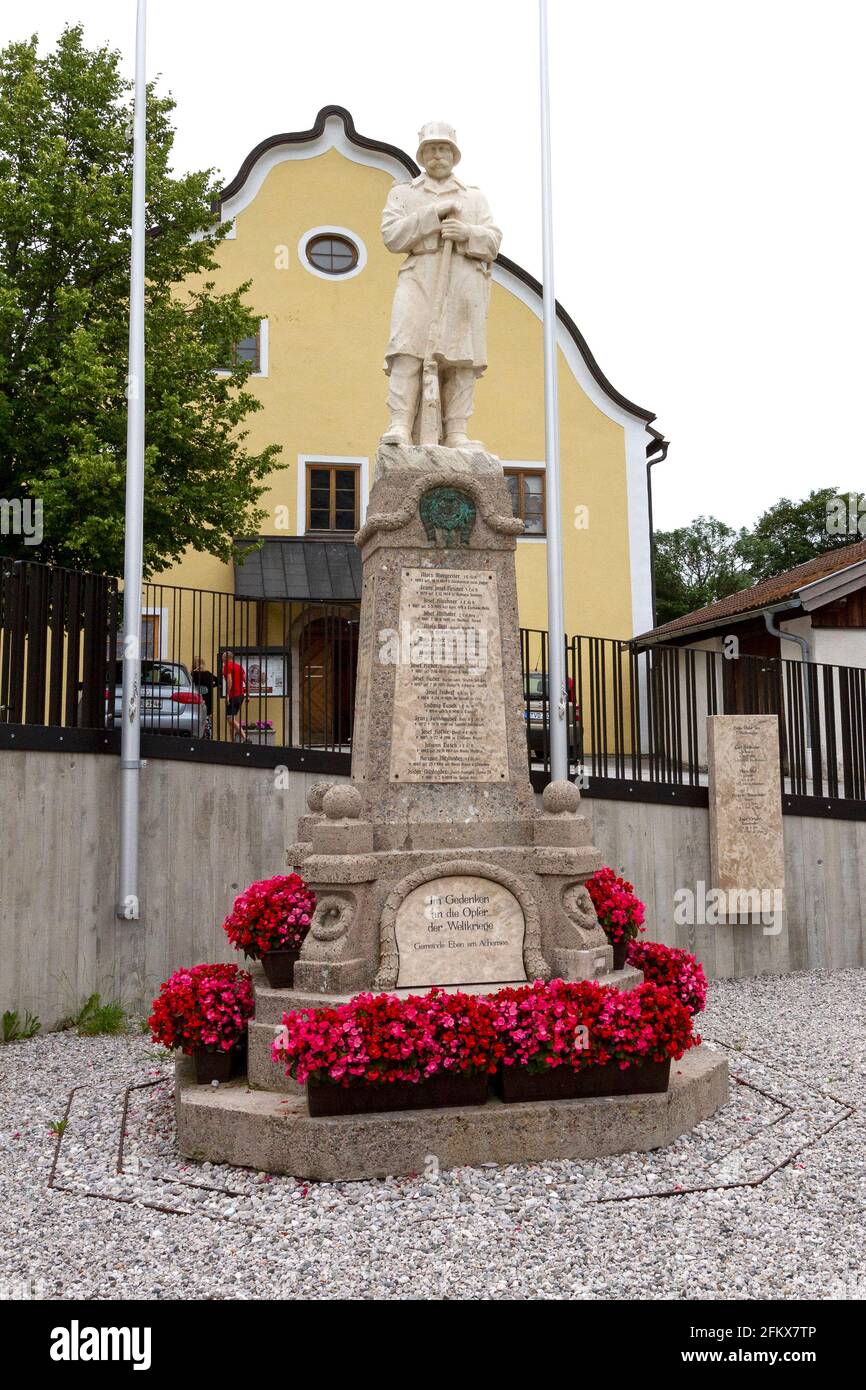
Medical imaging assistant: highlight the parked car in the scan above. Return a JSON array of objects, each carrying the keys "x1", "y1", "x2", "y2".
[
  {"x1": 100, "y1": 659, "x2": 207, "y2": 737},
  {"x1": 524, "y1": 672, "x2": 583, "y2": 759}
]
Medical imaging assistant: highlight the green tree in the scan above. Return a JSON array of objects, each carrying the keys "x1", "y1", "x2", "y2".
[
  {"x1": 653, "y1": 516, "x2": 749, "y2": 626},
  {"x1": 737, "y1": 487, "x2": 861, "y2": 582},
  {"x1": 0, "y1": 26, "x2": 281, "y2": 576}
]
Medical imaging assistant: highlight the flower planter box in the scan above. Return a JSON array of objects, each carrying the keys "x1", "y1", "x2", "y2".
[
  {"x1": 495, "y1": 1058, "x2": 671, "y2": 1103},
  {"x1": 260, "y1": 948, "x2": 301, "y2": 989},
  {"x1": 150, "y1": 963, "x2": 253, "y2": 1082},
  {"x1": 611, "y1": 939, "x2": 629, "y2": 971},
  {"x1": 307, "y1": 1071, "x2": 490, "y2": 1117},
  {"x1": 192, "y1": 1046, "x2": 244, "y2": 1085},
  {"x1": 243, "y1": 729, "x2": 275, "y2": 746}
]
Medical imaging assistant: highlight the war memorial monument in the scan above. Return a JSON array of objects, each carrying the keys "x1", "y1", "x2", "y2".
[{"x1": 176, "y1": 122, "x2": 729, "y2": 1179}]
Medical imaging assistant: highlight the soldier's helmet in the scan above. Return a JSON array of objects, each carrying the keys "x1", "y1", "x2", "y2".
[{"x1": 416, "y1": 121, "x2": 461, "y2": 166}]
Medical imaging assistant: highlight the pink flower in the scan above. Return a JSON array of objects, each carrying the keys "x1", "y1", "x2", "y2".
[
  {"x1": 148, "y1": 963, "x2": 254, "y2": 1055},
  {"x1": 585, "y1": 867, "x2": 647, "y2": 947},
  {"x1": 222, "y1": 874, "x2": 317, "y2": 958},
  {"x1": 627, "y1": 940, "x2": 708, "y2": 1015}
]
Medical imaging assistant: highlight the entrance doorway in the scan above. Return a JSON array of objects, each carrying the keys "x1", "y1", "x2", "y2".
[{"x1": 298, "y1": 614, "x2": 359, "y2": 748}]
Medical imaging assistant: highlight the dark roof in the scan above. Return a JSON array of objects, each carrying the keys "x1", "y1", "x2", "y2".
[
  {"x1": 214, "y1": 105, "x2": 659, "y2": 430},
  {"x1": 234, "y1": 538, "x2": 361, "y2": 602},
  {"x1": 638, "y1": 539, "x2": 866, "y2": 643}
]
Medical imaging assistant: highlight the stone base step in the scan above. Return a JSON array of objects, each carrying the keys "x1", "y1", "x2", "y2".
[
  {"x1": 175, "y1": 1045, "x2": 729, "y2": 1182},
  {"x1": 247, "y1": 1018, "x2": 302, "y2": 1094}
]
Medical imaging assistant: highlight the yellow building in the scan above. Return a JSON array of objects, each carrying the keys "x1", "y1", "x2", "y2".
[{"x1": 154, "y1": 106, "x2": 665, "y2": 748}]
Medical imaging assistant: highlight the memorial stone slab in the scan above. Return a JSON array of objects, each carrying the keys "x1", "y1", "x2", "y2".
[
  {"x1": 394, "y1": 873, "x2": 527, "y2": 988},
  {"x1": 707, "y1": 714, "x2": 785, "y2": 922}
]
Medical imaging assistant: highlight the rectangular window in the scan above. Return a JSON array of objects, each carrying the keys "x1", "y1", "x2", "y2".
[
  {"x1": 306, "y1": 463, "x2": 360, "y2": 533},
  {"x1": 505, "y1": 468, "x2": 546, "y2": 535},
  {"x1": 215, "y1": 333, "x2": 260, "y2": 373},
  {"x1": 140, "y1": 613, "x2": 161, "y2": 660},
  {"x1": 231, "y1": 333, "x2": 260, "y2": 371}
]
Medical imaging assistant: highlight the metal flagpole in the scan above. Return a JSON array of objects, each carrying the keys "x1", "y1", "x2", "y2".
[
  {"x1": 538, "y1": 0, "x2": 569, "y2": 782},
  {"x1": 117, "y1": 0, "x2": 148, "y2": 920}
]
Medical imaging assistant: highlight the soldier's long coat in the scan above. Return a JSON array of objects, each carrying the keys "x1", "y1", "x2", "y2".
[{"x1": 381, "y1": 172, "x2": 502, "y2": 375}]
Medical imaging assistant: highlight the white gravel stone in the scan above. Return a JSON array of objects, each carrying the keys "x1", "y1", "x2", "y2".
[{"x1": 0, "y1": 969, "x2": 864, "y2": 1299}]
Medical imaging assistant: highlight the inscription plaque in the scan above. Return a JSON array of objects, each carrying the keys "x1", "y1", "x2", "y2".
[
  {"x1": 395, "y1": 874, "x2": 527, "y2": 988},
  {"x1": 707, "y1": 714, "x2": 785, "y2": 923},
  {"x1": 389, "y1": 567, "x2": 508, "y2": 783}
]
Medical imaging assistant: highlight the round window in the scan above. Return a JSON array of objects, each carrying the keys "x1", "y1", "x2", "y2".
[{"x1": 305, "y1": 233, "x2": 359, "y2": 276}]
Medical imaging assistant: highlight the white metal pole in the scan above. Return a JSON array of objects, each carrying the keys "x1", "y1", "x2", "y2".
[
  {"x1": 539, "y1": 0, "x2": 569, "y2": 782},
  {"x1": 117, "y1": 0, "x2": 147, "y2": 920}
]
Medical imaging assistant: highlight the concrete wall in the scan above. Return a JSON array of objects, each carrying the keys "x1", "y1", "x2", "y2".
[
  {"x1": 1, "y1": 750, "x2": 863, "y2": 1028},
  {"x1": 588, "y1": 797, "x2": 866, "y2": 978},
  {"x1": 0, "y1": 750, "x2": 337, "y2": 1028}
]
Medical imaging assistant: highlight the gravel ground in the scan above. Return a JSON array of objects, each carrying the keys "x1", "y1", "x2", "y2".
[{"x1": 0, "y1": 967, "x2": 864, "y2": 1301}]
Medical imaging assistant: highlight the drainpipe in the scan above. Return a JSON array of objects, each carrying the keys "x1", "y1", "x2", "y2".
[
  {"x1": 763, "y1": 605, "x2": 812, "y2": 664},
  {"x1": 763, "y1": 605, "x2": 813, "y2": 744},
  {"x1": 646, "y1": 432, "x2": 668, "y2": 628}
]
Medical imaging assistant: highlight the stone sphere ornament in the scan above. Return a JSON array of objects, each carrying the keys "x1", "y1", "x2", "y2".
[
  {"x1": 306, "y1": 780, "x2": 333, "y2": 814},
  {"x1": 322, "y1": 784, "x2": 363, "y2": 821},
  {"x1": 542, "y1": 779, "x2": 580, "y2": 815}
]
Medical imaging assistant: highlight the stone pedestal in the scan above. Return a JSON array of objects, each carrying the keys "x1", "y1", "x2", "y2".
[
  {"x1": 288, "y1": 444, "x2": 615, "y2": 995},
  {"x1": 171, "y1": 444, "x2": 734, "y2": 1184}
]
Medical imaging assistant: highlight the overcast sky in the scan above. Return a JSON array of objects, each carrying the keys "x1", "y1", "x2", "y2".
[{"x1": 4, "y1": 1, "x2": 864, "y2": 531}]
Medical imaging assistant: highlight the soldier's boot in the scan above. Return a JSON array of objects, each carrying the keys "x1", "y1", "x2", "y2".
[
  {"x1": 443, "y1": 417, "x2": 470, "y2": 447},
  {"x1": 441, "y1": 367, "x2": 475, "y2": 447},
  {"x1": 380, "y1": 413, "x2": 413, "y2": 446},
  {"x1": 382, "y1": 356, "x2": 421, "y2": 445}
]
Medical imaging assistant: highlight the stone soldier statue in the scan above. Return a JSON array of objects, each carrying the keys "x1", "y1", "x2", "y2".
[{"x1": 380, "y1": 121, "x2": 502, "y2": 449}]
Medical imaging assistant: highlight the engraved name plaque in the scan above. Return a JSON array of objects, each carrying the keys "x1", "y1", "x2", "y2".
[{"x1": 389, "y1": 567, "x2": 508, "y2": 784}]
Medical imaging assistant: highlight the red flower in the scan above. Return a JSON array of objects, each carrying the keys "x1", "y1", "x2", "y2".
[
  {"x1": 272, "y1": 988, "x2": 505, "y2": 1088},
  {"x1": 627, "y1": 939, "x2": 708, "y2": 1015},
  {"x1": 272, "y1": 978, "x2": 699, "y2": 1086},
  {"x1": 148, "y1": 963, "x2": 254, "y2": 1054},
  {"x1": 222, "y1": 874, "x2": 316, "y2": 957},
  {"x1": 492, "y1": 977, "x2": 698, "y2": 1073},
  {"x1": 585, "y1": 866, "x2": 646, "y2": 946}
]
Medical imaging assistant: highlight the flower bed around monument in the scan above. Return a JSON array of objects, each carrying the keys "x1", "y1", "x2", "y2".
[
  {"x1": 273, "y1": 988, "x2": 503, "y2": 1114},
  {"x1": 627, "y1": 939, "x2": 708, "y2": 1016},
  {"x1": 272, "y1": 976, "x2": 700, "y2": 1114},
  {"x1": 149, "y1": 963, "x2": 254, "y2": 1083},
  {"x1": 222, "y1": 873, "x2": 316, "y2": 987},
  {"x1": 491, "y1": 977, "x2": 698, "y2": 1102}
]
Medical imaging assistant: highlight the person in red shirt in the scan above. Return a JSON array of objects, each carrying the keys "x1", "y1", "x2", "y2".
[{"x1": 222, "y1": 650, "x2": 247, "y2": 743}]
